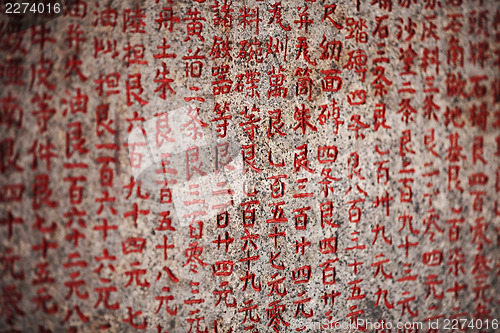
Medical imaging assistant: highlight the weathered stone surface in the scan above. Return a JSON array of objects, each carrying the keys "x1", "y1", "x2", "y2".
[{"x1": 0, "y1": 0, "x2": 499, "y2": 332}]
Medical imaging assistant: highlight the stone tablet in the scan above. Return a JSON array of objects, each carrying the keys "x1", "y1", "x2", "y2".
[{"x1": 0, "y1": 0, "x2": 499, "y2": 332}]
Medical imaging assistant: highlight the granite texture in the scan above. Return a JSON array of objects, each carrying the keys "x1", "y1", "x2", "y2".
[{"x1": 0, "y1": 0, "x2": 499, "y2": 332}]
